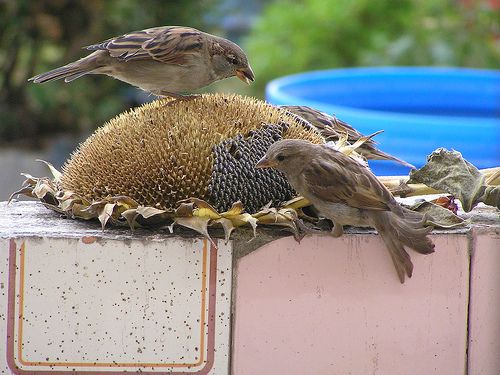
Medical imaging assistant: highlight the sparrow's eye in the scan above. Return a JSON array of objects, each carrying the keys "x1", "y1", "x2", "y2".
[
  {"x1": 227, "y1": 56, "x2": 238, "y2": 65},
  {"x1": 276, "y1": 154, "x2": 285, "y2": 162}
]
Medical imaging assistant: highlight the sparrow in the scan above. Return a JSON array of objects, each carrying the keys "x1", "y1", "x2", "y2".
[
  {"x1": 29, "y1": 26, "x2": 255, "y2": 97},
  {"x1": 256, "y1": 139, "x2": 435, "y2": 283},
  {"x1": 281, "y1": 105, "x2": 414, "y2": 167}
]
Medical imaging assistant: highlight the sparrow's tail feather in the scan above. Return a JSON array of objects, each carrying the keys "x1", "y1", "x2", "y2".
[
  {"x1": 62, "y1": 70, "x2": 91, "y2": 83},
  {"x1": 370, "y1": 210, "x2": 435, "y2": 283},
  {"x1": 397, "y1": 207, "x2": 435, "y2": 254},
  {"x1": 363, "y1": 148, "x2": 415, "y2": 169},
  {"x1": 29, "y1": 57, "x2": 99, "y2": 84},
  {"x1": 379, "y1": 227, "x2": 413, "y2": 283}
]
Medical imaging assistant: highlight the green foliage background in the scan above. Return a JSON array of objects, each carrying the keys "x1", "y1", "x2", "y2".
[
  {"x1": 0, "y1": 0, "x2": 498, "y2": 145},
  {"x1": 244, "y1": 0, "x2": 499, "y2": 95}
]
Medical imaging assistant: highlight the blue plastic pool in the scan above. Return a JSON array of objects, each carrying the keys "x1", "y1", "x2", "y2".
[{"x1": 266, "y1": 67, "x2": 500, "y2": 175}]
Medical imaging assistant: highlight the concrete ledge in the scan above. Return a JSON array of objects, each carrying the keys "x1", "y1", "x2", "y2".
[{"x1": 0, "y1": 201, "x2": 499, "y2": 375}]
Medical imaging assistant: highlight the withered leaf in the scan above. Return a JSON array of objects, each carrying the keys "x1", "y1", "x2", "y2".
[
  {"x1": 214, "y1": 217, "x2": 235, "y2": 243},
  {"x1": 410, "y1": 201, "x2": 465, "y2": 228},
  {"x1": 481, "y1": 186, "x2": 500, "y2": 209},
  {"x1": 135, "y1": 206, "x2": 167, "y2": 219},
  {"x1": 32, "y1": 179, "x2": 57, "y2": 200},
  {"x1": 282, "y1": 196, "x2": 311, "y2": 210},
  {"x1": 409, "y1": 148, "x2": 487, "y2": 212},
  {"x1": 174, "y1": 216, "x2": 214, "y2": 246},
  {"x1": 8, "y1": 186, "x2": 36, "y2": 202},
  {"x1": 97, "y1": 203, "x2": 116, "y2": 230},
  {"x1": 72, "y1": 203, "x2": 98, "y2": 220},
  {"x1": 121, "y1": 208, "x2": 139, "y2": 229},
  {"x1": 36, "y1": 159, "x2": 62, "y2": 181}
]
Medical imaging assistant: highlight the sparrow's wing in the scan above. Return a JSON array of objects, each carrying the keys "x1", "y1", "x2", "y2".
[
  {"x1": 85, "y1": 26, "x2": 203, "y2": 65},
  {"x1": 282, "y1": 106, "x2": 368, "y2": 144},
  {"x1": 303, "y1": 147, "x2": 395, "y2": 211},
  {"x1": 283, "y1": 106, "x2": 414, "y2": 168}
]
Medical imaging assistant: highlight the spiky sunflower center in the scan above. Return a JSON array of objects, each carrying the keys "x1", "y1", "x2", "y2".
[{"x1": 60, "y1": 94, "x2": 324, "y2": 210}]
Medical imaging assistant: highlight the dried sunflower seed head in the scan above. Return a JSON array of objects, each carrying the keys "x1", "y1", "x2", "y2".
[{"x1": 60, "y1": 94, "x2": 324, "y2": 212}]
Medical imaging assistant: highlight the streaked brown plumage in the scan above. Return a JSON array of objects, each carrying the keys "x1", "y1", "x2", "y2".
[
  {"x1": 281, "y1": 105, "x2": 414, "y2": 168},
  {"x1": 30, "y1": 26, "x2": 254, "y2": 97},
  {"x1": 256, "y1": 139, "x2": 435, "y2": 283}
]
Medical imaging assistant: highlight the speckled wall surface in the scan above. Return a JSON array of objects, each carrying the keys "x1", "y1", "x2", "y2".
[{"x1": 0, "y1": 237, "x2": 232, "y2": 374}]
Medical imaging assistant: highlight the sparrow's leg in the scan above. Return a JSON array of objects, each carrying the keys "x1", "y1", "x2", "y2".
[
  {"x1": 154, "y1": 91, "x2": 200, "y2": 106},
  {"x1": 331, "y1": 221, "x2": 344, "y2": 237},
  {"x1": 295, "y1": 218, "x2": 324, "y2": 235}
]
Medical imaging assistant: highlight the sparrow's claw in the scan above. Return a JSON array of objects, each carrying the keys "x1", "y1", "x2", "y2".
[
  {"x1": 296, "y1": 221, "x2": 323, "y2": 235},
  {"x1": 331, "y1": 222, "x2": 344, "y2": 237},
  {"x1": 156, "y1": 92, "x2": 200, "y2": 107}
]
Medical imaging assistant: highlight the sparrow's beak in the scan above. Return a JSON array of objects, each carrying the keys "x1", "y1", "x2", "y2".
[
  {"x1": 255, "y1": 156, "x2": 275, "y2": 169},
  {"x1": 235, "y1": 66, "x2": 255, "y2": 84}
]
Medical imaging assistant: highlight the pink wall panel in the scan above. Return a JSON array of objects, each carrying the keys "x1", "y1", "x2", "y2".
[
  {"x1": 468, "y1": 231, "x2": 500, "y2": 375},
  {"x1": 232, "y1": 234, "x2": 469, "y2": 375}
]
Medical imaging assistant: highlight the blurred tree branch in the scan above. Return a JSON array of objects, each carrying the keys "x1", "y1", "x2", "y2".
[{"x1": 0, "y1": 0, "x2": 219, "y2": 147}]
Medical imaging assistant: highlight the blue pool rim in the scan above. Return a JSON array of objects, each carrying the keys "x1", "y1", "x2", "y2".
[{"x1": 266, "y1": 67, "x2": 500, "y2": 176}]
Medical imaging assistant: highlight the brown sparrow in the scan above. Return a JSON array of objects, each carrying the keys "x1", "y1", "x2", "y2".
[
  {"x1": 29, "y1": 26, "x2": 255, "y2": 97},
  {"x1": 281, "y1": 105, "x2": 414, "y2": 167},
  {"x1": 256, "y1": 139, "x2": 434, "y2": 283}
]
